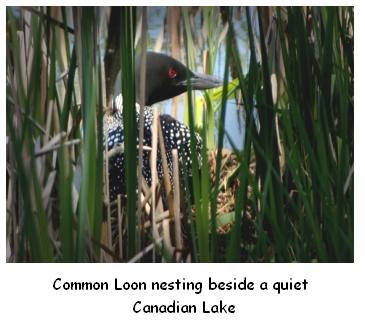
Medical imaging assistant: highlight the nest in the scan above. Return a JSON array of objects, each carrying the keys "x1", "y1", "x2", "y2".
[{"x1": 101, "y1": 148, "x2": 257, "y2": 262}]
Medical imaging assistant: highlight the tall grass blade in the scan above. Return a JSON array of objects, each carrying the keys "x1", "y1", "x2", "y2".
[{"x1": 120, "y1": 7, "x2": 137, "y2": 259}]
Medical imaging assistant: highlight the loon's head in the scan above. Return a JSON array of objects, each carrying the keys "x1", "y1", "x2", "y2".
[{"x1": 136, "y1": 52, "x2": 222, "y2": 106}]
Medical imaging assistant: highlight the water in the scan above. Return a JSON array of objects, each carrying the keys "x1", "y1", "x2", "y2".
[{"x1": 146, "y1": 7, "x2": 249, "y2": 150}]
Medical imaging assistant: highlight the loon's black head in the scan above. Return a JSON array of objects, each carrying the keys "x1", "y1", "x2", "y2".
[{"x1": 136, "y1": 52, "x2": 222, "y2": 106}]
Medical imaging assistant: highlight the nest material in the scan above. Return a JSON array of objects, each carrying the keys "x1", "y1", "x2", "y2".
[{"x1": 104, "y1": 148, "x2": 257, "y2": 262}]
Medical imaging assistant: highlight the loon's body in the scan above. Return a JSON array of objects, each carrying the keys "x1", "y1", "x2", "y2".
[
  {"x1": 104, "y1": 52, "x2": 221, "y2": 201},
  {"x1": 104, "y1": 95, "x2": 201, "y2": 201}
]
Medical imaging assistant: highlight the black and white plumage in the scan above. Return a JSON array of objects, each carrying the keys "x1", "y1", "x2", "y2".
[
  {"x1": 104, "y1": 94, "x2": 201, "y2": 201},
  {"x1": 104, "y1": 52, "x2": 221, "y2": 201}
]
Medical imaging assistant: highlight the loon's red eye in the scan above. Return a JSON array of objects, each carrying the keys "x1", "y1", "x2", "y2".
[{"x1": 168, "y1": 67, "x2": 177, "y2": 79}]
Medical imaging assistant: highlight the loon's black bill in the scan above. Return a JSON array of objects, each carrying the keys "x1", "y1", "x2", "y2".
[{"x1": 178, "y1": 72, "x2": 223, "y2": 90}]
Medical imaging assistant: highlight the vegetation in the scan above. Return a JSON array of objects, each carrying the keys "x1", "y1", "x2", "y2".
[{"x1": 6, "y1": 7, "x2": 353, "y2": 262}]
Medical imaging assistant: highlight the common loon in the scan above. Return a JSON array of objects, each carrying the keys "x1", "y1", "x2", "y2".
[{"x1": 104, "y1": 52, "x2": 222, "y2": 201}]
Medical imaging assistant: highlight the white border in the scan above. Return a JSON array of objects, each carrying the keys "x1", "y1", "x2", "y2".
[{"x1": 1, "y1": 2, "x2": 363, "y2": 323}]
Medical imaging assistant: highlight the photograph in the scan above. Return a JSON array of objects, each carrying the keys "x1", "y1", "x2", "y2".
[{"x1": 6, "y1": 6, "x2": 354, "y2": 263}]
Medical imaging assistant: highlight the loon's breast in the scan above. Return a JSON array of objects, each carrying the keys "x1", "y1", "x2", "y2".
[{"x1": 103, "y1": 94, "x2": 202, "y2": 201}]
